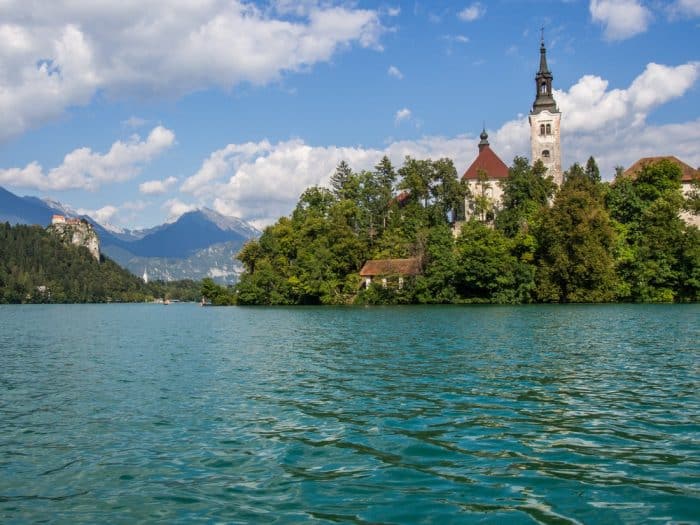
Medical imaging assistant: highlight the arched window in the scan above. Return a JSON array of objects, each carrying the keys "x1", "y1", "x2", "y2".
[
  {"x1": 542, "y1": 150, "x2": 550, "y2": 158},
  {"x1": 540, "y1": 82, "x2": 547, "y2": 94},
  {"x1": 546, "y1": 123, "x2": 551, "y2": 135},
  {"x1": 540, "y1": 124, "x2": 545, "y2": 136}
]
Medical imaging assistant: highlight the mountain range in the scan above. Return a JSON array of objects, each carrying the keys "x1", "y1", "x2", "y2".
[{"x1": 0, "y1": 186, "x2": 260, "y2": 283}]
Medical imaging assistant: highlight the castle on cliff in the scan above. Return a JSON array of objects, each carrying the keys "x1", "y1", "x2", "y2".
[{"x1": 49, "y1": 215, "x2": 101, "y2": 261}]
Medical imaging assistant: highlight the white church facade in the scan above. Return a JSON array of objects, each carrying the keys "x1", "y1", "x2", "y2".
[{"x1": 464, "y1": 38, "x2": 562, "y2": 218}]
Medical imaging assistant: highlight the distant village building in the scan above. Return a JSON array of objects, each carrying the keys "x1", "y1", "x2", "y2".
[
  {"x1": 623, "y1": 156, "x2": 700, "y2": 227},
  {"x1": 359, "y1": 258, "x2": 421, "y2": 289},
  {"x1": 528, "y1": 37, "x2": 562, "y2": 186},
  {"x1": 143, "y1": 267, "x2": 149, "y2": 284}
]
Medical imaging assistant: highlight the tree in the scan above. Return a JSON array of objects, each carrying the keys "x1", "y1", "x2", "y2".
[
  {"x1": 496, "y1": 157, "x2": 556, "y2": 238},
  {"x1": 585, "y1": 156, "x2": 601, "y2": 183},
  {"x1": 455, "y1": 221, "x2": 534, "y2": 303},
  {"x1": 535, "y1": 166, "x2": 619, "y2": 302}
]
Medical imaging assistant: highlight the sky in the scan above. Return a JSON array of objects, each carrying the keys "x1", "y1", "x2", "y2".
[{"x1": 0, "y1": 0, "x2": 698, "y2": 230}]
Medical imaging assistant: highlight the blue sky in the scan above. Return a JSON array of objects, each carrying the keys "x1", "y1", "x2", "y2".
[{"x1": 0, "y1": 0, "x2": 698, "y2": 229}]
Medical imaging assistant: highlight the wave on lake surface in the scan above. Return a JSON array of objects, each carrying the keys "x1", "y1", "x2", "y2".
[{"x1": 1, "y1": 304, "x2": 698, "y2": 523}]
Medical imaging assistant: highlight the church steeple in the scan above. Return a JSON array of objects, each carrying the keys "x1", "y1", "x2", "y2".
[
  {"x1": 532, "y1": 35, "x2": 557, "y2": 114},
  {"x1": 528, "y1": 32, "x2": 563, "y2": 186}
]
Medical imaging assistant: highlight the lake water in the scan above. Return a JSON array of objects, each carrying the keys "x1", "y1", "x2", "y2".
[{"x1": 0, "y1": 304, "x2": 698, "y2": 524}]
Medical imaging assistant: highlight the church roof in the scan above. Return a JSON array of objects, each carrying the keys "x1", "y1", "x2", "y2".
[
  {"x1": 462, "y1": 144, "x2": 509, "y2": 181},
  {"x1": 623, "y1": 156, "x2": 699, "y2": 183},
  {"x1": 359, "y1": 258, "x2": 422, "y2": 277}
]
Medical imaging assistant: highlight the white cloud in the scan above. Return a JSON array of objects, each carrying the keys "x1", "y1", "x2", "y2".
[
  {"x1": 77, "y1": 204, "x2": 119, "y2": 224},
  {"x1": 139, "y1": 176, "x2": 178, "y2": 195},
  {"x1": 395, "y1": 108, "x2": 412, "y2": 124},
  {"x1": 175, "y1": 60, "x2": 699, "y2": 227},
  {"x1": 122, "y1": 116, "x2": 148, "y2": 128},
  {"x1": 589, "y1": 0, "x2": 652, "y2": 40},
  {"x1": 0, "y1": 1, "x2": 383, "y2": 141},
  {"x1": 387, "y1": 65, "x2": 404, "y2": 79},
  {"x1": 668, "y1": 0, "x2": 700, "y2": 17},
  {"x1": 458, "y1": 3, "x2": 486, "y2": 22},
  {"x1": 387, "y1": 7, "x2": 401, "y2": 17},
  {"x1": 0, "y1": 126, "x2": 175, "y2": 191},
  {"x1": 163, "y1": 198, "x2": 198, "y2": 222},
  {"x1": 555, "y1": 61, "x2": 699, "y2": 131}
]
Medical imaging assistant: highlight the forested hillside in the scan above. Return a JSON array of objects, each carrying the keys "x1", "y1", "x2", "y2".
[
  {"x1": 0, "y1": 223, "x2": 201, "y2": 303},
  {"x1": 233, "y1": 156, "x2": 699, "y2": 304}
]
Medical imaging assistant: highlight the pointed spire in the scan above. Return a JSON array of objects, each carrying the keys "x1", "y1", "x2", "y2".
[
  {"x1": 531, "y1": 31, "x2": 557, "y2": 114},
  {"x1": 538, "y1": 29, "x2": 550, "y2": 75}
]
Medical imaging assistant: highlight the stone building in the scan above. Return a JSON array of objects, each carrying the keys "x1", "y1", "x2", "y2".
[
  {"x1": 528, "y1": 38, "x2": 562, "y2": 186},
  {"x1": 462, "y1": 128, "x2": 509, "y2": 221},
  {"x1": 462, "y1": 38, "x2": 563, "y2": 224}
]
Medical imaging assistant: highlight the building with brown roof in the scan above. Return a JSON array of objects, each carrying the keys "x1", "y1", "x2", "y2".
[
  {"x1": 623, "y1": 156, "x2": 699, "y2": 227},
  {"x1": 359, "y1": 257, "x2": 422, "y2": 289},
  {"x1": 462, "y1": 128, "x2": 509, "y2": 222}
]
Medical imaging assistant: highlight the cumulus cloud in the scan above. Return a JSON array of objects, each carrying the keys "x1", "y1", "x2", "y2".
[
  {"x1": 0, "y1": 126, "x2": 175, "y2": 191},
  {"x1": 163, "y1": 198, "x2": 198, "y2": 222},
  {"x1": 394, "y1": 108, "x2": 412, "y2": 124},
  {"x1": 589, "y1": 0, "x2": 652, "y2": 40},
  {"x1": 0, "y1": 1, "x2": 383, "y2": 141},
  {"x1": 387, "y1": 65, "x2": 403, "y2": 79},
  {"x1": 175, "y1": 60, "x2": 699, "y2": 227},
  {"x1": 555, "y1": 61, "x2": 699, "y2": 131},
  {"x1": 139, "y1": 176, "x2": 178, "y2": 195},
  {"x1": 77, "y1": 204, "x2": 119, "y2": 224},
  {"x1": 459, "y1": 3, "x2": 486, "y2": 22}
]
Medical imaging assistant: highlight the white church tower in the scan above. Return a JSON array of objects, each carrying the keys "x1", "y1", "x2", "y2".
[{"x1": 529, "y1": 36, "x2": 562, "y2": 186}]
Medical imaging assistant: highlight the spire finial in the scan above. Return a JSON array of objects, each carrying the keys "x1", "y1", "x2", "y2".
[
  {"x1": 478, "y1": 124, "x2": 489, "y2": 150},
  {"x1": 540, "y1": 26, "x2": 545, "y2": 46}
]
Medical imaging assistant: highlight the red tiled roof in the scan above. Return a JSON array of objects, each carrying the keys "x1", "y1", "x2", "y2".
[
  {"x1": 359, "y1": 258, "x2": 422, "y2": 277},
  {"x1": 623, "y1": 156, "x2": 699, "y2": 183},
  {"x1": 462, "y1": 145, "x2": 509, "y2": 181}
]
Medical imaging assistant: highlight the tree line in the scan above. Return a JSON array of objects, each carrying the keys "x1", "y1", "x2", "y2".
[
  {"x1": 0, "y1": 223, "x2": 202, "y2": 303},
  {"x1": 220, "y1": 155, "x2": 699, "y2": 305}
]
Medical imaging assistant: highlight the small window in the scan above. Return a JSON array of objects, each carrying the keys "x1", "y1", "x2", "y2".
[
  {"x1": 540, "y1": 124, "x2": 545, "y2": 136},
  {"x1": 546, "y1": 123, "x2": 551, "y2": 135},
  {"x1": 542, "y1": 150, "x2": 550, "y2": 158},
  {"x1": 540, "y1": 82, "x2": 547, "y2": 94}
]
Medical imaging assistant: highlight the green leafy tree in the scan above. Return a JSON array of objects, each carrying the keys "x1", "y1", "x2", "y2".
[
  {"x1": 455, "y1": 221, "x2": 534, "y2": 303},
  {"x1": 535, "y1": 166, "x2": 620, "y2": 302}
]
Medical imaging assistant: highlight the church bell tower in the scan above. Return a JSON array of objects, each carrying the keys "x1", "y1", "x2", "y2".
[{"x1": 529, "y1": 35, "x2": 562, "y2": 186}]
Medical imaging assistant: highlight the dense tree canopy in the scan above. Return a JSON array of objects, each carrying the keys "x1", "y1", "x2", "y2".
[{"x1": 233, "y1": 155, "x2": 698, "y2": 305}]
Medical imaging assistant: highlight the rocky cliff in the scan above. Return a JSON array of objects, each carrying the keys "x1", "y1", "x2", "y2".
[{"x1": 48, "y1": 219, "x2": 100, "y2": 261}]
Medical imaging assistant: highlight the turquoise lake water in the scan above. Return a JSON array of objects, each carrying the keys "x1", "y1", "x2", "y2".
[{"x1": 0, "y1": 304, "x2": 698, "y2": 523}]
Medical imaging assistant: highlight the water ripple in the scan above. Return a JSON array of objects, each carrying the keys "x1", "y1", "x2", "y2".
[{"x1": 0, "y1": 304, "x2": 698, "y2": 523}]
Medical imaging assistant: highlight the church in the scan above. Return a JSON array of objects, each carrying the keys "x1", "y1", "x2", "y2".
[{"x1": 464, "y1": 37, "x2": 562, "y2": 219}]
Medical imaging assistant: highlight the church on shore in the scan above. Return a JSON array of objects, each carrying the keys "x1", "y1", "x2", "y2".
[{"x1": 464, "y1": 37, "x2": 562, "y2": 220}]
